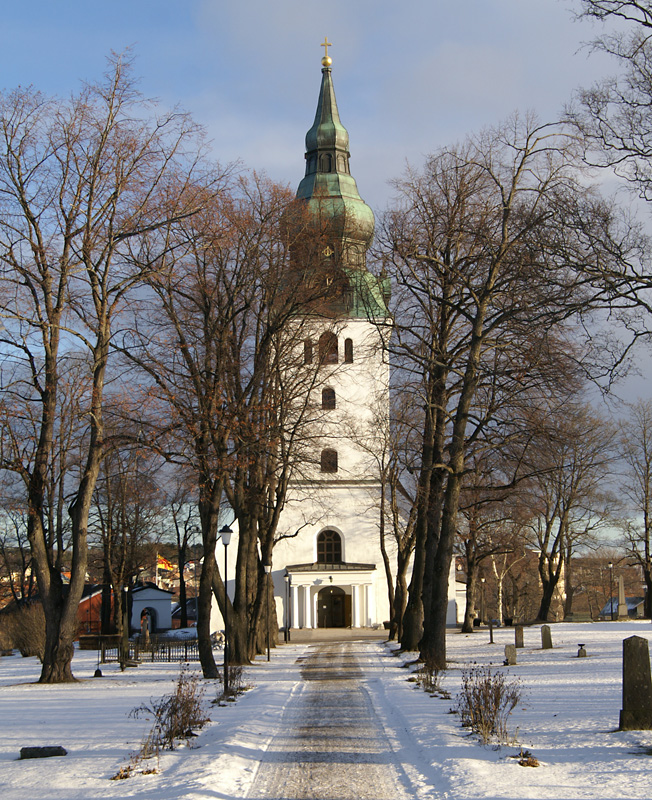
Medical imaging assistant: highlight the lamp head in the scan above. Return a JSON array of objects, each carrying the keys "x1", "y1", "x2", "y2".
[{"x1": 219, "y1": 525, "x2": 233, "y2": 546}]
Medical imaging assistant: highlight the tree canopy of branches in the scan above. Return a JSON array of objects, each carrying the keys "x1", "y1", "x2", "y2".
[
  {"x1": 566, "y1": 2, "x2": 652, "y2": 355},
  {"x1": 379, "y1": 114, "x2": 618, "y2": 667},
  {"x1": 119, "y1": 173, "x2": 328, "y2": 676},
  {"x1": 0, "y1": 54, "x2": 211, "y2": 682}
]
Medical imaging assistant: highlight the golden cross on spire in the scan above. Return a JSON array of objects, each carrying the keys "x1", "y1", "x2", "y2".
[{"x1": 321, "y1": 37, "x2": 333, "y2": 67}]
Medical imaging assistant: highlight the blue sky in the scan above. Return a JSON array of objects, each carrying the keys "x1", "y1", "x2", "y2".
[{"x1": 0, "y1": 1, "x2": 617, "y2": 209}]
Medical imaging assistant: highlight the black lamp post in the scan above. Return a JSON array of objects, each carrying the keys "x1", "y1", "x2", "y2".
[
  {"x1": 284, "y1": 572, "x2": 290, "y2": 642},
  {"x1": 120, "y1": 585, "x2": 129, "y2": 670},
  {"x1": 264, "y1": 563, "x2": 271, "y2": 661},
  {"x1": 608, "y1": 561, "x2": 614, "y2": 621},
  {"x1": 220, "y1": 525, "x2": 232, "y2": 694},
  {"x1": 480, "y1": 577, "x2": 486, "y2": 625}
]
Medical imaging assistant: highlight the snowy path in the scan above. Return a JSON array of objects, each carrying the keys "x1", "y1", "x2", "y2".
[{"x1": 246, "y1": 642, "x2": 413, "y2": 800}]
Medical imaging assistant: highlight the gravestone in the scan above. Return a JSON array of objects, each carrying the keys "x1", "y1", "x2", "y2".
[
  {"x1": 504, "y1": 644, "x2": 517, "y2": 666},
  {"x1": 577, "y1": 644, "x2": 587, "y2": 658},
  {"x1": 618, "y1": 575, "x2": 629, "y2": 620},
  {"x1": 541, "y1": 625, "x2": 553, "y2": 650},
  {"x1": 620, "y1": 635, "x2": 652, "y2": 730},
  {"x1": 515, "y1": 625, "x2": 524, "y2": 649}
]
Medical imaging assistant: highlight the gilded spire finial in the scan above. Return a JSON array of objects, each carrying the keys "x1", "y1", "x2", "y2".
[{"x1": 320, "y1": 37, "x2": 332, "y2": 67}]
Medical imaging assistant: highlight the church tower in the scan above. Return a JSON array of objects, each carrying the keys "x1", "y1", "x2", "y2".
[{"x1": 274, "y1": 43, "x2": 393, "y2": 631}]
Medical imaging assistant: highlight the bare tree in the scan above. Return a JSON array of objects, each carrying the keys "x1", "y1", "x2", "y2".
[
  {"x1": 618, "y1": 399, "x2": 652, "y2": 615},
  {"x1": 520, "y1": 402, "x2": 618, "y2": 621},
  {"x1": 89, "y1": 442, "x2": 165, "y2": 636},
  {"x1": 456, "y1": 455, "x2": 527, "y2": 632},
  {"x1": 379, "y1": 114, "x2": 616, "y2": 666},
  {"x1": 0, "y1": 55, "x2": 209, "y2": 681}
]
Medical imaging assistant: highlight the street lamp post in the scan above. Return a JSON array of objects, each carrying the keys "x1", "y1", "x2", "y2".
[
  {"x1": 479, "y1": 577, "x2": 486, "y2": 625},
  {"x1": 264, "y1": 564, "x2": 271, "y2": 661},
  {"x1": 284, "y1": 573, "x2": 290, "y2": 642},
  {"x1": 608, "y1": 561, "x2": 614, "y2": 621},
  {"x1": 219, "y1": 525, "x2": 232, "y2": 694},
  {"x1": 120, "y1": 585, "x2": 129, "y2": 671}
]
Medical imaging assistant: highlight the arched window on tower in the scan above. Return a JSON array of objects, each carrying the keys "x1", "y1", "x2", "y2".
[
  {"x1": 304, "y1": 339, "x2": 313, "y2": 365},
  {"x1": 344, "y1": 338, "x2": 353, "y2": 363},
  {"x1": 322, "y1": 387, "x2": 336, "y2": 410},
  {"x1": 320, "y1": 153, "x2": 333, "y2": 173},
  {"x1": 318, "y1": 332, "x2": 338, "y2": 364},
  {"x1": 320, "y1": 448, "x2": 338, "y2": 473},
  {"x1": 317, "y1": 529, "x2": 342, "y2": 564}
]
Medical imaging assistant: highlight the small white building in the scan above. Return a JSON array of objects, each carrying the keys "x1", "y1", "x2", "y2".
[{"x1": 130, "y1": 583, "x2": 173, "y2": 633}]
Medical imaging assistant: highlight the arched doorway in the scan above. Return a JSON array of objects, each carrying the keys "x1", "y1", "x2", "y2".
[
  {"x1": 140, "y1": 606, "x2": 158, "y2": 634},
  {"x1": 317, "y1": 586, "x2": 349, "y2": 628}
]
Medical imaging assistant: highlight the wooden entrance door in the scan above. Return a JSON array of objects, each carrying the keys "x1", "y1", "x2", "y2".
[{"x1": 317, "y1": 586, "x2": 346, "y2": 628}]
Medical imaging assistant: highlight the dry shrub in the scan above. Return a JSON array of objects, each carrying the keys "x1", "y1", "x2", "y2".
[
  {"x1": 1, "y1": 603, "x2": 45, "y2": 661},
  {"x1": 131, "y1": 667, "x2": 209, "y2": 754},
  {"x1": 114, "y1": 667, "x2": 210, "y2": 779},
  {"x1": 214, "y1": 664, "x2": 247, "y2": 702},
  {"x1": 455, "y1": 666, "x2": 521, "y2": 744},
  {"x1": 416, "y1": 654, "x2": 448, "y2": 697},
  {"x1": 0, "y1": 615, "x2": 14, "y2": 653}
]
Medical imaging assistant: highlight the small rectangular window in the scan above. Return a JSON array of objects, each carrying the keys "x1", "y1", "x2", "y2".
[
  {"x1": 320, "y1": 449, "x2": 338, "y2": 473},
  {"x1": 344, "y1": 338, "x2": 353, "y2": 363},
  {"x1": 322, "y1": 388, "x2": 336, "y2": 410}
]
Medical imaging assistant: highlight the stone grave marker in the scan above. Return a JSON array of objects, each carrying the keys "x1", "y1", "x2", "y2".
[
  {"x1": 515, "y1": 625, "x2": 524, "y2": 649},
  {"x1": 541, "y1": 625, "x2": 553, "y2": 650},
  {"x1": 504, "y1": 644, "x2": 517, "y2": 666},
  {"x1": 620, "y1": 635, "x2": 652, "y2": 730},
  {"x1": 618, "y1": 575, "x2": 629, "y2": 620}
]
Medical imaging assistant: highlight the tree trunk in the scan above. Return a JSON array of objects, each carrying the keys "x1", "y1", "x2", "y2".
[
  {"x1": 39, "y1": 571, "x2": 76, "y2": 683},
  {"x1": 462, "y1": 558, "x2": 479, "y2": 633},
  {"x1": 198, "y1": 550, "x2": 218, "y2": 678}
]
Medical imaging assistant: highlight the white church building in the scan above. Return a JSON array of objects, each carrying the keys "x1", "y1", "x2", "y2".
[{"x1": 213, "y1": 49, "x2": 457, "y2": 634}]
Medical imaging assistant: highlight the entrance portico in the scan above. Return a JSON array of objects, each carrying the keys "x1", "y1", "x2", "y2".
[{"x1": 287, "y1": 562, "x2": 376, "y2": 629}]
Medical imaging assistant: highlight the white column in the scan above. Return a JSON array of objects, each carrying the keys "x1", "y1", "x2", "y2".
[
  {"x1": 365, "y1": 583, "x2": 375, "y2": 627},
  {"x1": 291, "y1": 584, "x2": 300, "y2": 629},
  {"x1": 352, "y1": 584, "x2": 361, "y2": 628},
  {"x1": 303, "y1": 585, "x2": 313, "y2": 628}
]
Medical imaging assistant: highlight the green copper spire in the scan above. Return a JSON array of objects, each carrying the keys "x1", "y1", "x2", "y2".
[
  {"x1": 289, "y1": 44, "x2": 389, "y2": 319},
  {"x1": 296, "y1": 48, "x2": 375, "y2": 259}
]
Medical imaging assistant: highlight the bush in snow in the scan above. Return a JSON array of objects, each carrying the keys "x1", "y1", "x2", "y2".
[
  {"x1": 417, "y1": 654, "x2": 448, "y2": 696},
  {"x1": 1, "y1": 603, "x2": 45, "y2": 661},
  {"x1": 129, "y1": 667, "x2": 210, "y2": 764},
  {"x1": 455, "y1": 666, "x2": 521, "y2": 744}
]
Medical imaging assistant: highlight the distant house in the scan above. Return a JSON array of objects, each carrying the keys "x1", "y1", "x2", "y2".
[
  {"x1": 599, "y1": 596, "x2": 646, "y2": 620},
  {"x1": 130, "y1": 582, "x2": 173, "y2": 633},
  {"x1": 171, "y1": 596, "x2": 198, "y2": 629},
  {"x1": 76, "y1": 585, "x2": 107, "y2": 635}
]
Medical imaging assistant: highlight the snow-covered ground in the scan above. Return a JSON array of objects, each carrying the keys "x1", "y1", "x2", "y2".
[{"x1": 1, "y1": 621, "x2": 652, "y2": 799}]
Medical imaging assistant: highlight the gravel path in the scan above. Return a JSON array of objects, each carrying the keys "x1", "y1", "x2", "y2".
[{"x1": 246, "y1": 641, "x2": 413, "y2": 800}]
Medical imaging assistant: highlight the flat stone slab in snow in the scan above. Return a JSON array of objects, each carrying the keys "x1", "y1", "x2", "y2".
[{"x1": 19, "y1": 746, "x2": 67, "y2": 759}]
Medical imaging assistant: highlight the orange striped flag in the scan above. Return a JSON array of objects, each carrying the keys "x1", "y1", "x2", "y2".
[{"x1": 157, "y1": 554, "x2": 175, "y2": 571}]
